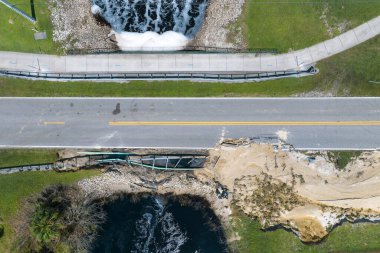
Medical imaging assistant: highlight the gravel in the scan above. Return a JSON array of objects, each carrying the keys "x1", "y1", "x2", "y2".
[{"x1": 48, "y1": 0, "x2": 117, "y2": 52}]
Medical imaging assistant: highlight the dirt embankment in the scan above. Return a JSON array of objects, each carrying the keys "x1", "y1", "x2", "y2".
[
  {"x1": 208, "y1": 144, "x2": 380, "y2": 242},
  {"x1": 78, "y1": 166, "x2": 231, "y2": 225},
  {"x1": 75, "y1": 143, "x2": 380, "y2": 243}
]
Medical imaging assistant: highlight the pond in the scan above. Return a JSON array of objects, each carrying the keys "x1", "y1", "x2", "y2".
[{"x1": 91, "y1": 193, "x2": 229, "y2": 253}]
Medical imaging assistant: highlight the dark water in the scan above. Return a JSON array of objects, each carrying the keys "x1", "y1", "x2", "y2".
[
  {"x1": 91, "y1": 194, "x2": 229, "y2": 253},
  {"x1": 92, "y1": 0, "x2": 208, "y2": 38}
]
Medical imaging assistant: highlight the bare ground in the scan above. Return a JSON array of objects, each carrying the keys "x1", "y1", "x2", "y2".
[
  {"x1": 208, "y1": 144, "x2": 380, "y2": 242},
  {"x1": 48, "y1": 0, "x2": 117, "y2": 52}
]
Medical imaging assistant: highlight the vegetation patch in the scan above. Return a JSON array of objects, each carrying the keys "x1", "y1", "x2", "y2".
[
  {"x1": 0, "y1": 0, "x2": 60, "y2": 53},
  {"x1": 0, "y1": 149, "x2": 58, "y2": 168},
  {"x1": 0, "y1": 170, "x2": 100, "y2": 252},
  {"x1": 327, "y1": 151, "x2": 362, "y2": 170},
  {"x1": 232, "y1": 209, "x2": 380, "y2": 253},
  {"x1": 235, "y1": 0, "x2": 380, "y2": 52},
  {"x1": 13, "y1": 184, "x2": 105, "y2": 253}
]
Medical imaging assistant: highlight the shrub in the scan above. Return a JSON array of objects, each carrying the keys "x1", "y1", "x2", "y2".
[{"x1": 13, "y1": 184, "x2": 105, "y2": 253}]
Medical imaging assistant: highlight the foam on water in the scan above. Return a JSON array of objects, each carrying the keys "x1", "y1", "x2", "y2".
[
  {"x1": 92, "y1": 0, "x2": 208, "y2": 50},
  {"x1": 131, "y1": 197, "x2": 187, "y2": 253}
]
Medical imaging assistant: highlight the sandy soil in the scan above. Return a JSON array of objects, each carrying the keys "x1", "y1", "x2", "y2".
[{"x1": 207, "y1": 143, "x2": 380, "y2": 242}]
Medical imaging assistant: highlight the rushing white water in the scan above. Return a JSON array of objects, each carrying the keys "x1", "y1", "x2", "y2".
[
  {"x1": 131, "y1": 197, "x2": 187, "y2": 253},
  {"x1": 92, "y1": 0, "x2": 208, "y2": 50}
]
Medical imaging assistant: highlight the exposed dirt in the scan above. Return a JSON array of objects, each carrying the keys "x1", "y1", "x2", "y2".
[
  {"x1": 207, "y1": 143, "x2": 380, "y2": 242},
  {"x1": 74, "y1": 142, "x2": 380, "y2": 243},
  {"x1": 48, "y1": 0, "x2": 117, "y2": 52},
  {"x1": 78, "y1": 166, "x2": 231, "y2": 225}
]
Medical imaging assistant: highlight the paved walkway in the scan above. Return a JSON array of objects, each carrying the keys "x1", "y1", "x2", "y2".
[{"x1": 0, "y1": 16, "x2": 379, "y2": 74}]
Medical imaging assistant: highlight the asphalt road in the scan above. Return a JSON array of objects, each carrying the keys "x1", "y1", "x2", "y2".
[{"x1": 0, "y1": 98, "x2": 379, "y2": 150}]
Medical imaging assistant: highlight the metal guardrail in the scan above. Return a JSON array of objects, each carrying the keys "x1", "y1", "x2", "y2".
[
  {"x1": 0, "y1": 67, "x2": 318, "y2": 81},
  {"x1": 0, "y1": 153, "x2": 208, "y2": 174},
  {"x1": 67, "y1": 47, "x2": 279, "y2": 55}
]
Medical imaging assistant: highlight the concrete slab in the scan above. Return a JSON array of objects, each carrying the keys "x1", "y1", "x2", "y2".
[
  {"x1": 308, "y1": 42, "x2": 330, "y2": 61},
  {"x1": 368, "y1": 18, "x2": 380, "y2": 34},
  {"x1": 65, "y1": 56, "x2": 87, "y2": 73},
  {"x1": 353, "y1": 23, "x2": 373, "y2": 43},
  {"x1": 51, "y1": 56, "x2": 67, "y2": 73},
  {"x1": 34, "y1": 32, "x2": 47, "y2": 40},
  {"x1": 0, "y1": 52, "x2": 17, "y2": 70},
  {"x1": 158, "y1": 55, "x2": 176, "y2": 71},
  {"x1": 324, "y1": 37, "x2": 345, "y2": 55},
  {"x1": 338, "y1": 30, "x2": 358, "y2": 49},
  {"x1": 209, "y1": 54, "x2": 227, "y2": 71},
  {"x1": 192, "y1": 54, "x2": 210, "y2": 72},
  {"x1": 226, "y1": 54, "x2": 245, "y2": 72},
  {"x1": 293, "y1": 48, "x2": 314, "y2": 67},
  {"x1": 110, "y1": 54, "x2": 144, "y2": 72},
  {"x1": 242, "y1": 55, "x2": 261, "y2": 72},
  {"x1": 175, "y1": 54, "x2": 193, "y2": 71},
  {"x1": 276, "y1": 54, "x2": 299, "y2": 71},
  {"x1": 16, "y1": 53, "x2": 35, "y2": 71},
  {"x1": 86, "y1": 55, "x2": 109, "y2": 73},
  {"x1": 260, "y1": 56, "x2": 278, "y2": 72},
  {"x1": 141, "y1": 54, "x2": 159, "y2": 72},
  {"x1": 36, "y1": 55, "x2": 53, "y2": 72}
]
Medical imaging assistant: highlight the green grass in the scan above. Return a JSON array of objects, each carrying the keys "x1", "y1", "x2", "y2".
[
  {"x1": 0, "y1": 170, "x2": 101, "y2": 252},
  {"x1": 232, "y1": 210, "x2": 380, "y2": 253},
  {"x1": 328, "y1": 151, "x2": 362, "y2": 170},
  {"x1": 0, "y1": 149, "x2": 58, "y2": 168},
  {"x1": 0, "y1": 0, "x2": 59, "y2": 53},
  {"x1": 241, "y1": 0, "x2": 380, "y2": 52},
  {"x1": 0, "y1": 35, "x2": 379, "y2": 97}
]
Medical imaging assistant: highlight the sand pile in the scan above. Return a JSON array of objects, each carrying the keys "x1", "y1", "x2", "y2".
[{"x1": 207, "y1": 144, "x2": 380, "y2": 242}]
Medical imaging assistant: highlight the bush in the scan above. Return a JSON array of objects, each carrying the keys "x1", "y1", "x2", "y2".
[{"x1": 13, "y1": 184, "x2": 105, "y2": 253}]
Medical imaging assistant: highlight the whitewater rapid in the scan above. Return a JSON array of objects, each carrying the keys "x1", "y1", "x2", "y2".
[{"x1": 92, "y1": 0, "x2": 209, "y2": 50}]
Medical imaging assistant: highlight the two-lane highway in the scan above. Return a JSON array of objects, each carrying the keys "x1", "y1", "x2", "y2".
[{"x1": 0, "y1": 98, "x2": 379, "y2": 150}]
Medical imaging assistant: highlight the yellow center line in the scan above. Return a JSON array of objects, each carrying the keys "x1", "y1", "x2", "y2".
[
  {"x1": 109, "y1": 121, "x2": 380, "y2": 126},
  {"x1": 43, "y1": 121, "x2": 65, "y2": 125}
]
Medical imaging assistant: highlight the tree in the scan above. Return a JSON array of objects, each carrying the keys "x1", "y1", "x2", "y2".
[{"x1": 13, "y1": 184, "x2": 105, "y2": 253}]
